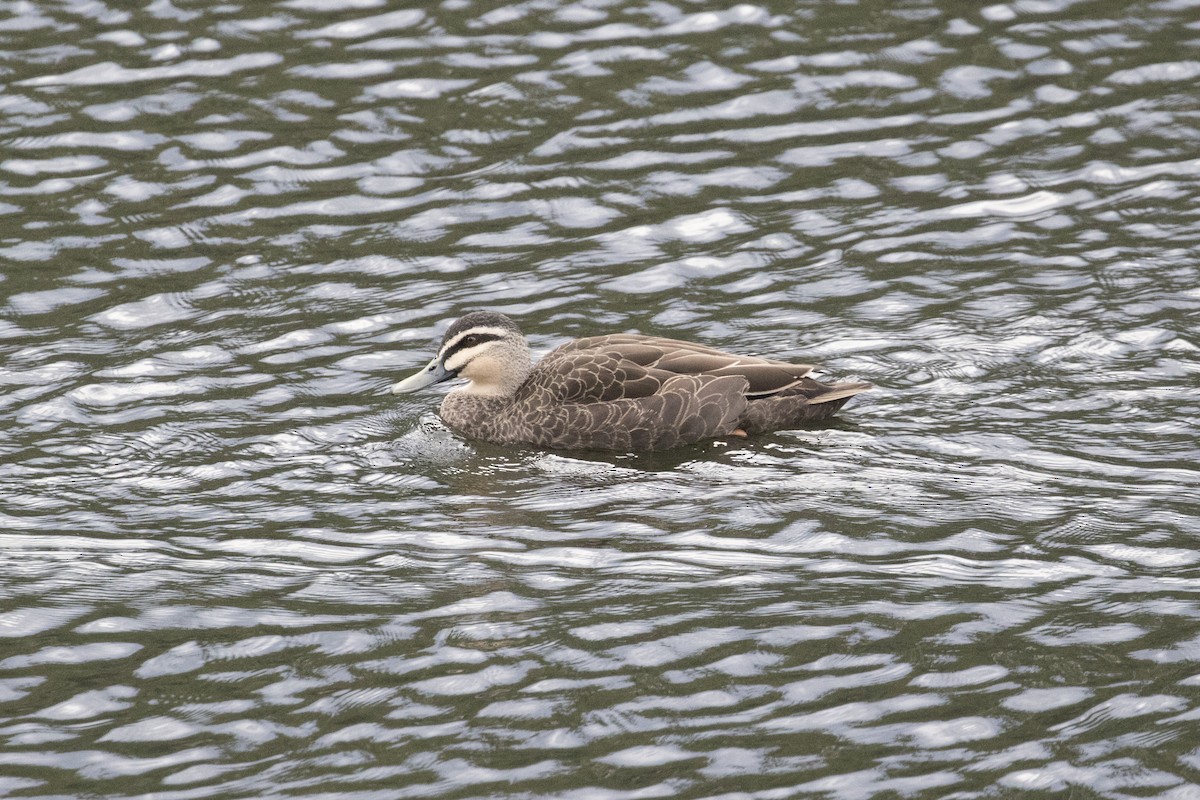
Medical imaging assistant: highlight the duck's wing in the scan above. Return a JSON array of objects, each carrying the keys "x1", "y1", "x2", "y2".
[
  {"x1": 558, "y1": 333, "x2": 822, "y2": 398},
  {"x1": 511, "y1": 336, "x2": 867, "y2": 449},
  {"x1": 519, "y1": 347, "x2": 667, "y2": 404},
  {"x1": 512, "y1": 344, "x2": 748, "y2": 446},
  {"x1": 516, "y1": 354, "x2": 748, "y2": 450}
]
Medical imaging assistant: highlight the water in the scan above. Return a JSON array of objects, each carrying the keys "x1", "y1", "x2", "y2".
[{"x1": 2, "y1": 0, "x2": 1199, "y2": 796}]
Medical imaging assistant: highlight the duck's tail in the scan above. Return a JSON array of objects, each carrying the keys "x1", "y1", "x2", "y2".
[
  {"x1": 807, "y1": 380, "x2": 873, "y2": 404},
  {"x1": 739, "y1": 380, "x2": 871, "y2": 434}
]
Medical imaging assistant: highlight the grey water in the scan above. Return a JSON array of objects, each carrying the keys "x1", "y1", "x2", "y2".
[{"x1": 2, "y1": 0, "x2": 1199, "y2": 797}]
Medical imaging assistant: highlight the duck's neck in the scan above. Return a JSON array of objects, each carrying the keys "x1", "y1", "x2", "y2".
[{"x1": 440, "y1": 390, "x2": 510, "y2": 433}]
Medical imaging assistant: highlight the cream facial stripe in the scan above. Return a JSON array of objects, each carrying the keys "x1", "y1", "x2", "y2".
[{"x1": 438, "y1": 326, "x2": 509, "y2": 365}]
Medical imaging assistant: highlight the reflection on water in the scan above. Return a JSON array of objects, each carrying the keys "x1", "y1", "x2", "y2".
[{"x1": 2, "y1": 0, "x2": 1199, "y2": 797}]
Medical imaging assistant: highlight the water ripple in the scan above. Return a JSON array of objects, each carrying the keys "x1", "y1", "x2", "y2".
[{"x1": 2, "y1": 0, "x2": 1199, "y2": 797}]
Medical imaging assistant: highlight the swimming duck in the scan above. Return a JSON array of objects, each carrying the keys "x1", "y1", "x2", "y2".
[{"x1": 391, "y1": 311, "x2": 870, "y2": 451}]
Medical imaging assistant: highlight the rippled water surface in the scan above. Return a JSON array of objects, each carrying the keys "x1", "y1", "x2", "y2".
[{"x1": 3, "y1": 0, "x2": 1200, "y2": 796}]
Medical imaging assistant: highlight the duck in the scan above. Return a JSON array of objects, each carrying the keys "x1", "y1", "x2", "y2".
[{"x1": 391, "y1": 311, "x2": 870, "y2": 451}]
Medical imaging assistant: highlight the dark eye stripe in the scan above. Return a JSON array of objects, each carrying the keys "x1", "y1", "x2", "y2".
[{"x1": 441, "y1": 332, "x2": 501, "y2": 362}]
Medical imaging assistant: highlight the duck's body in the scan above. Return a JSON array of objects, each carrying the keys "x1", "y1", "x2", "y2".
[{"x1": 392, "y1": 312, "x2": 870, "y2": 451}]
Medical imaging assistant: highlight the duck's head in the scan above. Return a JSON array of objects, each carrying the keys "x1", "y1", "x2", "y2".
[{"x1": 391, "y1": 311, "x2": 531, "y2": 398}]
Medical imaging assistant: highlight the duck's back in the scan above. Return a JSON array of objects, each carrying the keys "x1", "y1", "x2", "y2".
[{"x1": 555, "y1": 333, "x2": 827, "y2": 392}]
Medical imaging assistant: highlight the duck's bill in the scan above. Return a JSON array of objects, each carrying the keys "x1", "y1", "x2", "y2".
[{"x1": 391, "y1": 358, "x2": 456, "y2": 394}]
